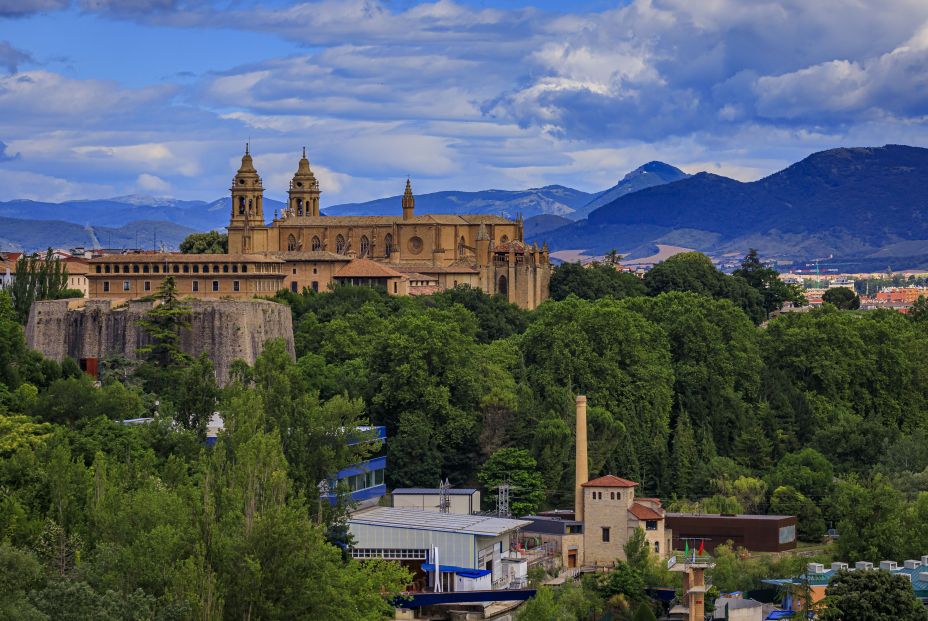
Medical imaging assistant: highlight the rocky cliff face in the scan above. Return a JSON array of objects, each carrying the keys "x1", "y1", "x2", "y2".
[{"x1": 26, "y1": 299, "x2": 295, "y2": 384}]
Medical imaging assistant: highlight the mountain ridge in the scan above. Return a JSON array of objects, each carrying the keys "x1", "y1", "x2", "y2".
[{"x1": 538, "y1": 144, "x2": 928, "y2": 265}]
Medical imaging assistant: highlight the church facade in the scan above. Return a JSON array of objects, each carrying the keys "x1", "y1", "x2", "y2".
[
  {"x1": 226, "y1": 147, "x2": 551, "y2": 309},
  {"x1": 86, "y1": 147, "x2": 551, "y2": 309}
]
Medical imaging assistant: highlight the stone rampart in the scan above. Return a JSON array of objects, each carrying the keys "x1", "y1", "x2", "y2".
[{"x1": 26, "y1": 298, "x2": 295, "y2": 384}]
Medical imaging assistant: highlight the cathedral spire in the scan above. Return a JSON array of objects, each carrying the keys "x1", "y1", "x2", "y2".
[
  {"x1": 402, "y1": 178, "x2": 415, "y2": 221},
  {"x1": 238, "y1": 143, "x2": 256, "y2": 174}
]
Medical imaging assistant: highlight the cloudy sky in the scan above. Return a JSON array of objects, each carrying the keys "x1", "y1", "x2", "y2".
[{"x1": 1, "y1": 0, "x2": 927, "y2": 205}]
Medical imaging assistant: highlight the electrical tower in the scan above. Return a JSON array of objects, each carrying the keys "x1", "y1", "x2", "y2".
[
  {"x1": 497, "y1": 482, "x2": 511, "y2": 518},
  {"x1": 438, "y1": 478, "x2": 450, "y2": 513}
]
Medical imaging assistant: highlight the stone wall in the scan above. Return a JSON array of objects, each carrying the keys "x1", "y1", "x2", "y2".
[{"x1": 26, "y1": 298, "x2": 295, "y2": 384}]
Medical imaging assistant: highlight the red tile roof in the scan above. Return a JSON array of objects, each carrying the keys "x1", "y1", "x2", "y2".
[
  {"x1": 333, "y1": 258, "x2": 404, "y2": 279},
  {"x1": 581, "y1": 475, "x2": 638, "y2": 488},
  {"x1": 628, "y1": 503, "x2": 664, "y2": 521}
]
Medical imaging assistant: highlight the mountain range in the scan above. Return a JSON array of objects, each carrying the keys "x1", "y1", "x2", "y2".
[
  {"x1": 0, "y1": 164, "x2": 678, "y2": 252},
  {"x1": 538, "y1": 145, "x2": 928, "y2": 267},
  {"x1": 3, "y1": 146, "x2": 928, "y2": 269},
  {"x1": 322, "y1": 185, "x2": 596, "y2": 219}
]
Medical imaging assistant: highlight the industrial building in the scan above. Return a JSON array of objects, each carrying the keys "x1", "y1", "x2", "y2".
[
  {"x1": 520, "y1": 396, "x2": 673, "y2": 569},
  {"x1": 346, "y1": 507, "x2": 530, "y2": 593},
  {"x1": 666, "y1": 513, "x2": 797, "y2": 554},
  {"x1": 764, "y1": 557, "x2": 928, "y2": 608}
]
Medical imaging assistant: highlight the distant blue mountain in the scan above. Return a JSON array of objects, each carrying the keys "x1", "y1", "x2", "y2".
[
  {"x1": 324, "y1": 185, "x2": 594, "y2": 219},
  {"x1": 538, "y1": 145, "x2": 928, "y2": 264},
  {"x1": 571, "y1": 161, "x2": 689, "y2": 219},
  {"x1": 0, "y1": 195, "x2": 229, "y2": 231},
  {"x1": 0, "y1": 216, "x2": 197, "y2": 253}
]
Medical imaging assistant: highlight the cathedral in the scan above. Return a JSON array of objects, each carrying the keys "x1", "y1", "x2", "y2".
[
  {"x1": 86, "y1": 147, "x2": 551, "y2": 310},
  {"x1": 226, "y1": 146, "x2": 551, "y2": 309}
]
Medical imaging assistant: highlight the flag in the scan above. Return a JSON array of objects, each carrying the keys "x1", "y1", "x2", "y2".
[
  {"x1": 684, "y1": 540, "x2": 689, "y2": 557},
  {"x1": 698, "y1": 539, "x2": 705, "y2": 556}
]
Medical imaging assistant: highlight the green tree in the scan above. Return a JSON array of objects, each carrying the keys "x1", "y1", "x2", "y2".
[
  {"x1": 388, "y1": 411, "x2": 442, "y2": 488},
  {"x1": 172, "y1": 353, "x2": 219, "y2": 437},
  {"x1": 909, "y1": 295, "x2": 928, "y2": 324},
  {"x1": 767, "y1": 448, "x2": 835, "y2": 501},
  {"x1": 10, "y1": 249, "x2": 75, "y2": 323},
  {"x1": 821, "y1": 569, "x2": 928, "y2": 621},
  {"x1": 832, "y1": 476, "x2": 906, "y2": 561},
  {"x1": 769, "y1": 485, "x2": 825, "y2": 542},
  {"x1": 479, "y1": 448, "x2": 545, "y2": 516},
  {"x1": 428, "y1": 284, "x2": 528, "y2": 343},
  {"x1": 822, "y1": 286, "x2": 861, "y2": 310},
  {"x1": 0, "y1": 543, "x2": 47, "y2": 621},
  {"x1": 670, "y1": 410, "x2": 697, "y2": 498},
  {"x1": 623, "y1": 528, "x2": 651, "y2": 571},
  {"x1": 179, "y1": 231, "x2": 228, "y2": 254},
  {"x1": 549, "y1": 262, "x2": 647, "y2": 301},
  {"x1": 136, "y1": 276, "x2": 191, "y2": 392},
  {"x1": 633, "y1": 602, "x2": 658, "y2": 621},
  {"x1": 644, "y1": 252, "x2": 766, "y2": 323},
  {"x1": 733, "y1": 249, "x2": 804, "y2": 316},
  {"x1": 596, "y1": 562, "x2": 645, "y2": 603}
]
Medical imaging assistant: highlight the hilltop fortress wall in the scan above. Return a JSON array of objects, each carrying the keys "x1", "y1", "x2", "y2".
[{"x1": 26, "y1": 298, "x2": 295, "y2": 384}]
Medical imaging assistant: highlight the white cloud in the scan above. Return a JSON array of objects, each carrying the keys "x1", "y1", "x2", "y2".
[
  {"x1": 136, "y1": 172, "x2": 170, "y2": 193},
  {"x1": 4, "y1": 0, "x2": 928, "y2": 206}
]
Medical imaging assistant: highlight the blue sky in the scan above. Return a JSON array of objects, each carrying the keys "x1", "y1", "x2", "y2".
[{"x1": 1, "y1": 0, "x2": 927, "y2": 205}]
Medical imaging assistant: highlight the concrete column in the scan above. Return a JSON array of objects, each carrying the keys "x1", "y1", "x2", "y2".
[{"x1": 575, "y1": 395, "x2": 588, "y2": 522}]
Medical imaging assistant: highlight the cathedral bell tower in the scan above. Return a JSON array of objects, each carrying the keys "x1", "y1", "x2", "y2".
[
  {"x1": 229, "y1": 144, "x2": 266, "y2": 253},
  {"x1": 288, "y1": 147, "x2": 321, "y2": 217},
  {"x1": 402, "y1": 178, "x2": 415, "y2": 221}
]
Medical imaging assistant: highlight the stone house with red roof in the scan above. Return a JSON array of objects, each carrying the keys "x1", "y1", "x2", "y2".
[{"x1": 581, "y1": 475, "x2": 671, "y2": 567}]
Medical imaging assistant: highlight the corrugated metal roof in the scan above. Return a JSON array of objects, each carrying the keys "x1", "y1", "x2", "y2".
[
  {"x1": 392, "y1": 488, "x2": 479, "y2": 496},
  {"x1": 349, "y1": 507, "x2": 530, "y2": 536}
]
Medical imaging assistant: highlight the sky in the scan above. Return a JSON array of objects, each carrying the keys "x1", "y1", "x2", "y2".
[{"x1": 1, "y1": 0, "x2": 928, "y2": 205}]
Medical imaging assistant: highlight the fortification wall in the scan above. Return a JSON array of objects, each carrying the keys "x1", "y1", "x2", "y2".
[{"x1": 26, "y1": 298, "x2": 295, "y2": 384}]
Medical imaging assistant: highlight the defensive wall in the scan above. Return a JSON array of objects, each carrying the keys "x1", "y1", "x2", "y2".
[{"x1": 26, "y1": 298, "x2": 295, "y2": 384}]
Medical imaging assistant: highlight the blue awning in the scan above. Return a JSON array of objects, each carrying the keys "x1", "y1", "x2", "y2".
[{"x1": 421, "y1": 563, "x2": 491, "y2": 579}]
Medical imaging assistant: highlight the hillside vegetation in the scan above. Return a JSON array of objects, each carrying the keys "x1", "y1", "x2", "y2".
[{"x1": 2, "y1": 254, "x2": 928, "y2": 618}]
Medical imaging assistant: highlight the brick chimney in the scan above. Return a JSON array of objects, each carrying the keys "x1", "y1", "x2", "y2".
[{"x1": 575, "y1": 395, "x2": 588, "y2": 522}]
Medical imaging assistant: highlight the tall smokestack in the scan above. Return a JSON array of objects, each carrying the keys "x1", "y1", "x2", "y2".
[{"x1": 575, "y1": 395, "x2": 588, "y2": 522}]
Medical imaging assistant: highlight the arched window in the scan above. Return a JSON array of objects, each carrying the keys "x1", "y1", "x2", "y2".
[
  {"x1": 336, "y1": 234, "x2": 346, "y2": 254},
  {"x1": 311, "y1": 236, "x2": 321, "y2": 251},
  {"x1": 500, "y1": 234, "x2": 509, "y2": 245},
  {"x1": 384, "y1": 233, "x2": 394, "y2": 256},
  {"x1": 360, "y1": 235, "x2": 370, "y2": 258},
  {"x1": 498, "y1": 274, "x2": 508, "y2": 296},
  {"x1": 297, "y1": 198, "x2": 303, "y2": 216},
  {"x1": 287, "y1": 234, "x2": 297, "y2": 251},
  {"x1": 458, "y1": 235, "x2": 467, "y2": 258},
  {"x1": 238, "y1": 196, "x2": 245, "y2": 215}
]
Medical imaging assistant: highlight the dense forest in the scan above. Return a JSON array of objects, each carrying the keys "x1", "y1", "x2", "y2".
[{"x1": 2, "y1": 250, "x2": 928, "y2": 619}]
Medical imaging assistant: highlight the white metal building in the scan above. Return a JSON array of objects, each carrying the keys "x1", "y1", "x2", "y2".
[
  {"x1": 348, "y1": 507, "x2": 530, "y2": 592},
  {"x1": 392, "y1": 487, "x2": 481, "y2": 515}
]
